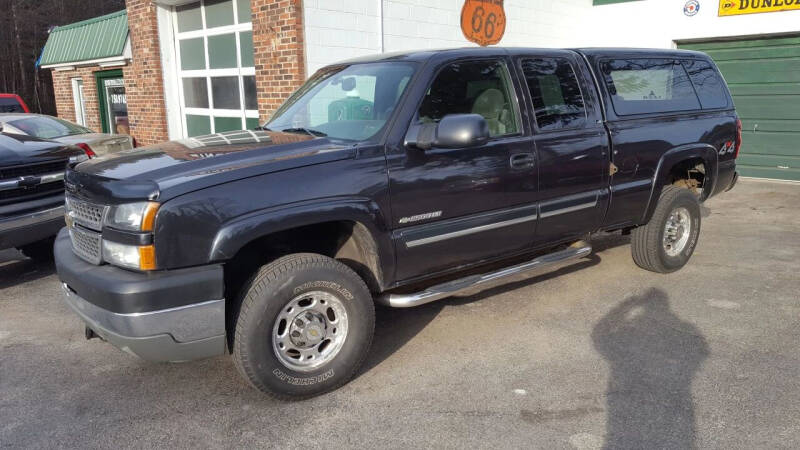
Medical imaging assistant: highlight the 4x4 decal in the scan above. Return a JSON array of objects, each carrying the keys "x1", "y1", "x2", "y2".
[{"x1": 719, "y1": 141, "x2": 736, "y2": 155}]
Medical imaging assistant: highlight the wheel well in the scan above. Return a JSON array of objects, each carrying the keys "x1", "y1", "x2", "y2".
[
  {"x1": 223, "y1": 221, "x2": 383, "y2": 349},
  {"x1": 668, "y1": 157, "x2": 706, "y2": 195}
]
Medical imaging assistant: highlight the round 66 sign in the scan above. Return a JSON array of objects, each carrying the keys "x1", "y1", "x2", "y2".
[{"x1": 461, "y1": 0, "x2": 507, "y2": 46}]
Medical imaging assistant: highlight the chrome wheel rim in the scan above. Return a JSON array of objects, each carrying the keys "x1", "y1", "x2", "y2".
[
  {"x1": 663, "y1": 207, "x2": 691, "y2": 257},
  {"x1": 272, "y1": 291, "x2": 349, "y2": 372}
]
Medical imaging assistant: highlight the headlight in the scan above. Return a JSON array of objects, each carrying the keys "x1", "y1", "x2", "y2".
[
  {"x1": 105, "y1": 202, "x2": 160, "y2": 231},
  {"x1": 102, "y1": 240, "x2": 156, "y2": 271},
  {"x1": 102, "y1": 201, "x2": 160, "y2": 271}
]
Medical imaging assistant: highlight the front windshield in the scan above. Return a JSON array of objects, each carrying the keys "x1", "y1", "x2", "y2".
[
  {"x1": 8, "y1": 116, "x2": 92, "y2": 139},
  {"x1": 267, "y1": 62, "x2": 416, "y2": 142}
]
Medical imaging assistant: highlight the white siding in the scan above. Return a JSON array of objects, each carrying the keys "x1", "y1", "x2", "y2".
[
  {"x1": 303, "y1": 0, "x2": 383, "y2": 76},
  {"x1": 584, "y1": 0, "x2": 800, "y2": 48},
  {"x1": 303, "y1": 0, "x2": 800, "y2": 76},
  {"x1": 303, "y1": 0, "x2": 594, "y2": 76}
]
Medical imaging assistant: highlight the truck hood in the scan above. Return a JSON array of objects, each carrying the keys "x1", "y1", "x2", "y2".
[
  {"x1": 0, "y1": 132, "x2": 82, "y2": 167},
  {"x1": 66, "y1": 130, "x2": 354, "y2": 203}
]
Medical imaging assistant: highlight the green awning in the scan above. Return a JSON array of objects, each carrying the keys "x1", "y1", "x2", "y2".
[{"x1": 40, "y1": 10, "x2": 129, "y2": 68}]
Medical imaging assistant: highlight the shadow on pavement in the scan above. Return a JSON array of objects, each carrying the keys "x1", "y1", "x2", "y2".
[
  {"x1": 592, "y1": 288, "x2": 709, "y2": 449},
  {"x1": 0, "y1": 250, "x2": 54, "y2": 290}
]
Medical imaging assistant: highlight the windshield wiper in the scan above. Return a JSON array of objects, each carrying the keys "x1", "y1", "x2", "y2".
[{"x1": 281, "y1": 127, "x2": 327, "y2": 137}]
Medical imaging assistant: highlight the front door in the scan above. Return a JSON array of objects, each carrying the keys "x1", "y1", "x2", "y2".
[
  {"x1": 517, "y1": 53, "x2": 609, "y2": 245},
  {"x1": 388, "y1": 58, "x2": 538, "y2": 282},
  {"x1": 95, "y1": 69, "x2": 129, "y2": 135}
]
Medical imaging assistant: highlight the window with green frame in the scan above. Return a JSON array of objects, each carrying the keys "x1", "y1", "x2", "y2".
[{"x1": 174, "y1": 0, "x2": 258, "y2": 137}]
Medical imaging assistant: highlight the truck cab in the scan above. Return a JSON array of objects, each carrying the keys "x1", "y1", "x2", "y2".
[{"x1": 55, "y1": 47, "x2": 739, "y2": 399}]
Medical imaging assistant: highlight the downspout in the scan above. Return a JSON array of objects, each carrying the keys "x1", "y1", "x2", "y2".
[{"x1": 380, "y1": 0, "x2": 385, "y2": 53}]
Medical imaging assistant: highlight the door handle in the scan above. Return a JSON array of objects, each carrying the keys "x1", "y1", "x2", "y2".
[{"x1": 510, "y1": 153, "x2": 535, "y2": 169}]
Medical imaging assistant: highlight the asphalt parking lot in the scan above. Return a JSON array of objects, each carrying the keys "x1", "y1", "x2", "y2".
[{"x1": 1, "y1": 178, "x2": 799, "y2": 449}]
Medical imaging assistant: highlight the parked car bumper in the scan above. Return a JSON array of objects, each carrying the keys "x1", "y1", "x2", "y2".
[
  {"x1": 0, "y1": 205, "x2": 65, "y2": 250},
  {"x1": 54, "y1": 228, "x2": 227, "y2": 362}
]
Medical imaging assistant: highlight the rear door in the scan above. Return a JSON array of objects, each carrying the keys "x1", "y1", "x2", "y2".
[
  {"x1": 516, "y1": 51, "x2": 609, "y2": 245},
  {"x1": 387, "y1": 56, "x2": 538, "y2": 282}
]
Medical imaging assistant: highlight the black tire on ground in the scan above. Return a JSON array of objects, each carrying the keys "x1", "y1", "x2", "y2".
[
  {"x1": 232, "y1": 253, "x2": 375, "y2": 400},
  {"x1": 17, "y1": 237, "x2": 55, "y2": 263},
  {"x1": 631, "y1": 185, "x2": 701, "y2": 273}
]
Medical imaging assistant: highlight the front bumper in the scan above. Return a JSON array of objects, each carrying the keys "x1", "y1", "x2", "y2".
[
  {"x1": 54, "y1": 228, "x2": 226, "y2": 362},
  {"x1": 62, "y1": 284, "x2": 226, "y2": 362},
  {"x1": 0, "y1": 205, "x2": 65, "y2": 250}
]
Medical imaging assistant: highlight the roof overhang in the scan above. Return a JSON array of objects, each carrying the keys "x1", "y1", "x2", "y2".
[
  {"x1": 39, "y1": 10, "x2": 130, "y2": 69},
  {"x1": 41, "y1": 37, "x2": 132, "y2": 69}
]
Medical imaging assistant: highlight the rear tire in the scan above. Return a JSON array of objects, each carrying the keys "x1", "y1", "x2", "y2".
[
  {"x1": 631, "y1": 186, "x2": 701, "y2": 273},
  {"x1": 232, "y1": 253, "x2": 375, "y2": 400}
]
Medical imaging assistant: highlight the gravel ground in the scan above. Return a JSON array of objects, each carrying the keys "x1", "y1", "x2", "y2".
[{"x1": 1, "y1": 178, "x2": 799, "y2": 449}]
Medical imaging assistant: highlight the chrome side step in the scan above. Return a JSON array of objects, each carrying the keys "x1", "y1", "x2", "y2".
[{"x1": 377, "y1": 242, "x2": 592, "y2": 308}]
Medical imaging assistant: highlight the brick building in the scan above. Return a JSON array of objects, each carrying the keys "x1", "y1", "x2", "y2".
[
  {"x1": 41, "y1": 0, "x2": 306, "y2": 146},
  {"x1": 40, "y1": 1, "x2": 800, "y2": 180}
]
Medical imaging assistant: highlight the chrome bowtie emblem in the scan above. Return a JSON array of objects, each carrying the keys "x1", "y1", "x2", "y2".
[{"x1": 17, "y1": 176, "x2": 42, "y2": 189}]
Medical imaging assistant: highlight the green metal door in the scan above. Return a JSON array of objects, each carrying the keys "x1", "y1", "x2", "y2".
[{"x1": 680, "y1": 36, "x2": 800, "y2": 181}]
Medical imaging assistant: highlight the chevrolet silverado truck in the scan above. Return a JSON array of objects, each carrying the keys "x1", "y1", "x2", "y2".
[
  {"x1": 55, "y1": 48, "x2": 739, "y2": 399},
  {"x1": 0, "y1": 131, "x2": 87, "y2": 261}
]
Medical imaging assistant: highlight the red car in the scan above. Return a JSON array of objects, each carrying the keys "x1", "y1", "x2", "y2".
[{"x1": 0, "y1": 94, "x2": 30, "y2": 113}]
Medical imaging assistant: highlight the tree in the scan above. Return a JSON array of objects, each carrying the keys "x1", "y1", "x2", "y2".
[{"x1": 0, "y1": 0, "x2": 126, "y2": 115}]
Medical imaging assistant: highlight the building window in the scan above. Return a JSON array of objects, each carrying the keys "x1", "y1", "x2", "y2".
[
  {"x1": 173, "y1": 0, "x2": 257, "y2": 137},
  {"x1": 71, "y1": 78, "x2": 87, "y2": 127}
]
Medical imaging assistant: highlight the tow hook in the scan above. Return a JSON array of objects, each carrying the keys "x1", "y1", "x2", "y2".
[{"x1": 85, "y1": 326, "x2": 102, "y2": 341}]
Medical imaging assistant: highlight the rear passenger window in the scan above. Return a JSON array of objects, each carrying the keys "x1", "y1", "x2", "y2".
[
  {"x1": 682, "y1": 59, "x2": 729, "y2": 109},
  {"x1": 600, "y1": 59, "x2": 700, "y2": 115},
  {"x1": 521, "y1": 58, "x2": 587, "y2": 131},
  {"x1": 418, "y1": 60, "x2": 519, "y2": 137}
]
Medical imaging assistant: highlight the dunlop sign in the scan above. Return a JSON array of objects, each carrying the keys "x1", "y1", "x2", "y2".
[{"x1": 719, "y1": 0, "x2": 800, "y2": 16}]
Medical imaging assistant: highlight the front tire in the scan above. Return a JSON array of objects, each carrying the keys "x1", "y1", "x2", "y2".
[
  {"x1": 232, "y1": 253, "x2": 375, "y2": 400},
  {"x1": 631, "y1": 186, "x2": 701, "y2": 273}
]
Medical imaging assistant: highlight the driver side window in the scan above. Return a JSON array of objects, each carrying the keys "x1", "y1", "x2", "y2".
[{"x1": 418, "y1": 60, "x2": 519, "y2": 137}]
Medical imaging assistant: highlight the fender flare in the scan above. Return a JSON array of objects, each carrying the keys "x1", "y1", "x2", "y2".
[
  {"x1": 209, "y1": 197, "x2": 394, "y2": 289},
  {"x1": 641, "y1": 143, "x2": 719, "y2": 224}
]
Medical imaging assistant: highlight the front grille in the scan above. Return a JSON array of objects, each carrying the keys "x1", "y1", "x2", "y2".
[
  {"x1": 0, "y1": 181, "x2": 64, "y2": 205},
  {"x1": 69, "y1": 226, "x2": 103, "y2": 265},
  {"x1": 65, "y1": 196, "x2": 106, "y2": 230},
  {"x1": 65, "y1": 195, "x2": 106, "y2": 265},
  {"x1": 0, "y1": 160, "x2": 68, "y2": 204},
  {"x1": 0, "y1": 159, "x2": 67, "y2": 179}
]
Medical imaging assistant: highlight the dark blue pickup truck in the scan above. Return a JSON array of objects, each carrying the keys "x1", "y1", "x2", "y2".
[{"x1": 55, "y1": 47, "x2": 739, "y2": 399}]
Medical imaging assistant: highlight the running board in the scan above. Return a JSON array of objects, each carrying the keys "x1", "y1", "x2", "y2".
[{"x1": 377, "y1": 242, "x2": 592, "y2": 308}]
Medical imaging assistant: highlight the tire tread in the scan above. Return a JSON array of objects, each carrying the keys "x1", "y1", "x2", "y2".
[
  {"x1": 631, "y1": 185, "x2": 694, "y2": 273},
  {"x1": 232, "y1": 253, "x2": 373, "y2": 401}
]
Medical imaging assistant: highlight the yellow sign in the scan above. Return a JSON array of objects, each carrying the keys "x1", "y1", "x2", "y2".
[{"x1": 719, "y1": 0, "x2": 800, "y2": 16}]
